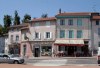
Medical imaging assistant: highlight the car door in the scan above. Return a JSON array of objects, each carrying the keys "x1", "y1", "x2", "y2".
[
  {"x1": 3, "y1": 55, "x2": 10, "y2": 63},
  {"x1": 0, "y1": 55, "x2": 4, "y2": 63}
]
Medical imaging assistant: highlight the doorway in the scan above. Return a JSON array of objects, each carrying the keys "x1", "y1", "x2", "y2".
[{"x1": 34, "y1": 48, "x2": 40, "y2": 57}]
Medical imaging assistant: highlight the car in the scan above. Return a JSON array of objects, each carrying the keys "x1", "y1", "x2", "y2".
[
  {"x1": 97, "y1": 47, "x2": 100, "y2": 65},
  {"x1": 0, "y1": 54, "x2": 24, "y2": 64}
]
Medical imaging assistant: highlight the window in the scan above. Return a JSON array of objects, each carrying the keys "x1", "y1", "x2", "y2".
[
  {"x1": 46, "y1": 32, "x2": 50, "y2": 38},
  {"x1": 24, "y1": 33, "x2": 27, "y2": 40},
  {"x1": 44, "y1": 32, "x2": 52, "y2": 39},
  {"x1": 96, "y1": 20, "x2": 99, "y2": 25},
  {"x1": 69, "y1": 30, "x2": 74, "y2": 38},
  {"x1": 35, "y1": 23, "x2": 39, "y2": 27},
  {"x1": 16, "y1": 35, "x2": 19, "y2": 41},
  {"x1": 35, "y1": 32, "x2": 40, "y2": 39},
  {"x1": 60, "y1": 30, "x2": 65, "y2": 38},
  {"x1": 11, "y1": 35, "x2": 13, "y2": 42},
  {"x1": 46, "y1": 21, "x2": 50, "y2": 27},
  {"x1": 77, "y1": 30, "x2": 82, "y2": 38},
  {"x1": 68, "y1": 19, "x2": 73, "y2": 25},
  {"x1": 60, "y1": 19, "x2": 65, "y2": 25},
  {"x1": 35, "y1": 32, "x2": 39, "y2": 39},
  {"x1": 77, "y1": 18, "x2": 82, "y2": 26},
  {"x1": 98, "y1": 28, "x2": 100, "y2": 35},
  {"x1": 98, "y1": 42, "x2": 100, "y2": 47}
]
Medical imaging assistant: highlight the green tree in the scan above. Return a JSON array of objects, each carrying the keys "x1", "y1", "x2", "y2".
[
  {"x1": 41, "y1": 14, "x2": 48, "y2": 18},
  {"x1": 22, "y1": 14, "x2": 31, "y2": 23},
  {"x1": 13, "y1": 10, "x2": 20, "y2": 25},
  {"x1": 3, "y1": 15, "x2": 12, "y2": 27}
]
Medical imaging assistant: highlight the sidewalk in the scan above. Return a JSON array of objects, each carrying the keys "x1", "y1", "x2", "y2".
[{"x1": 27, "y1": 56, "x2": 97, "y2": 60}]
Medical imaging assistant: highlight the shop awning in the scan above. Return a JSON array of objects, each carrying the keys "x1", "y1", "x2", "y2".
[{"x1": 54, "y1": 39, "x2": 84, "y2": 46}]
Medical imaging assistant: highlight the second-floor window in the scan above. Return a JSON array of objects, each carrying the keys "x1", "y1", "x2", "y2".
[
  {"x1": 98, "y1": 42, "x2": 100, "y2": 47},
  {"x1": 16, "y1": 35, "x2": 19, "y2": 41},
  {"x1": 77, "y1": 18, "x2": 82, "y2": 26},
  {"x1": 35, "y1": 32, "x2": 41, "y2": 39},
  {"x1": 77, "y1": 30, "x2": 82, "y2": 38},
  {"x1": 60, "y1": 19, "x2": 65, "y2": 25},
  {"x1": 98, "y1": 28, "x2": 100, "y2": 35},
  {"x1": 60, "y1": 30, "x2": 65, "y2": 38},
  {"x1": 69, "y1": 30, "x2": 74, "y2": 38},
  {"x1": 68, "y1": 19, "x2": 73, "y2": 25},
  {"x1": 11, "y1": 35, "x2": 13, "y2": 42},
  {"x1": 96, "y1": 20, "x2": 99, "y2": 25},
  {"x1": 44, "y1": 32, "x2": 52, "y2": 39}
]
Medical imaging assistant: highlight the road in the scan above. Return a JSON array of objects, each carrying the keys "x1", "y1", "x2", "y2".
[
  {"x1": 25, "y1": 58, "x2": 98, "y2": 66},
  {"x1": 0, "y1": 64, "x2": 100, "y2": 68}
]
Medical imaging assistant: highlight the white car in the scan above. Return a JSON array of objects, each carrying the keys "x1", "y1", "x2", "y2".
[
  {"x1": 97, "y1": 48, "x2": 100, "y2": 64},
  {"x1": 0, "y1": 54, "x2": 24, "y2": 64}
]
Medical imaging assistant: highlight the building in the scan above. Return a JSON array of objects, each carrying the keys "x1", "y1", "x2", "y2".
[
  {"x1": 20, "y1": 17, "x2": 56, "y2": 57},
  {"x1": 0, "y1": 34, "x2": 9, "y2": 54},
  {"x1": 54, "y1": 12, "x2": 94, "y2": 57},
  {"x1": 8, "y1": 23, "x2": 29, "y2": 54},
  {"x1": 91, "y1": 13, "x2": 100, "y2": 55}
]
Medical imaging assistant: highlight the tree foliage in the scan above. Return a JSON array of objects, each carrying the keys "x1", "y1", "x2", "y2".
[
  {"x1": 13, "y1": 10, "x2": 20, "y2": 25},
  {"x1": 3, "y1": 15, "x2": 12, "y2": 27},
  {"x1": 22, "y1": 14, "x2": 31, "y2": 23}
]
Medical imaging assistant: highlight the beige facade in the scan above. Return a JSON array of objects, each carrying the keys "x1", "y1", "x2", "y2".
[{"x1": 20, "y1": 17, "x2": 56, "y2": 57}]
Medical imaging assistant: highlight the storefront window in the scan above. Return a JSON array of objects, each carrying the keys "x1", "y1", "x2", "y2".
[{"x1": 41, "y1": 46, "x2": 51, "y2": 56}]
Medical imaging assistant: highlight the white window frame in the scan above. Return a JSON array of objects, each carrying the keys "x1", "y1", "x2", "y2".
[{"x1": 44, "y1": 32, "x2": 52, "y2": 39}]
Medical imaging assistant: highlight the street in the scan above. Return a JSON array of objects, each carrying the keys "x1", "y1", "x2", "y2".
[
  {"x1": 25, "y1": 57, "x2": 98, "y2": 66},
  {"x1": 0, "y1": 64, "x2": 100, "y2": 68}
]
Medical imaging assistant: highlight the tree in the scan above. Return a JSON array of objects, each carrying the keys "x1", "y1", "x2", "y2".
[
  {"x1": 41, "y1": 14, "x2": 48, "y2": 18},
  {"x1": 0, "y1": 24, "x2": 2, "y2": 35},
  {"x1": 3, "y1": 15, "x2": 12, "y2": 28},
  {"x1": 22, "y1": 14, "x2": 31, "y2": 23},
  {"x1": 13, "y1": 10, "x2": 20, "y2": 25}
]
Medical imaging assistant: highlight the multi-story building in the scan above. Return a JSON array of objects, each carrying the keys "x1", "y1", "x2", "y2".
[
  {"x1": 8, "y1": 23, "x2": 28, "y2": 54},
  {"x1": 8, "y1": 12, "x2": 100, "y2": 57},
  {"x1": 20, "y1": 17, "x2": 56, "y2": 57},
  {"x1": 54, "y1": 12, "x2": 94, "y2": 56},
  {"x1": 91, "y1": 13, "x2": 100, "y2": 55}
]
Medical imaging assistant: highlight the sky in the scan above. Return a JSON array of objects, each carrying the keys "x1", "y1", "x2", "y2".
[{"x1": 0, "y1": 0, "x2": 100, "y2": 25}]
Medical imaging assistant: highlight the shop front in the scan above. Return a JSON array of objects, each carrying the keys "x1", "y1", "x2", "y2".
[
  {"x1": 54, "y1": 39, "x2": 90, "y2": 57},
  {"x1": 33, "y1": 41, "x2": 54, "y2": 57}
]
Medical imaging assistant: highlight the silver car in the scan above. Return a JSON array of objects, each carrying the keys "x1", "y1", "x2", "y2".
[{"x1": 0, "y1": 54, "x2": 24, "y2": 64}]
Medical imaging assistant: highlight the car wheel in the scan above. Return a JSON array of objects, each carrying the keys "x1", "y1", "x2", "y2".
[{"x1": 14, "y1": 60, "x2": 19, "y2": 64}]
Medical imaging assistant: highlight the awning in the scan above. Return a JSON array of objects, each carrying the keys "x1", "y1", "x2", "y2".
[{"x1": 54, "y1": 39, "x2": 84, "y2": 46}]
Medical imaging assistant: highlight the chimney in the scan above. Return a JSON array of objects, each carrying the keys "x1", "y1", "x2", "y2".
[{"x1": 59, "y1": 8, "x2": 61, "y2": 14}]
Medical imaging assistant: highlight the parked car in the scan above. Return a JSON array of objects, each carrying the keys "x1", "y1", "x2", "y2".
[
  {"x1": 97, "y1": 47, "x2": 100, "y2": 65},
  {"x1": 0, "y1": 54, "x2": 24, "y2": 64}
]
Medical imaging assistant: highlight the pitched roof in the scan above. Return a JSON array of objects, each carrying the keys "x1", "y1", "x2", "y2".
[
  {"x1": 32, "y1": 17, "x2": 56, "y2": 22},
  {"x1": 10, "y1": 23, "x2": 29, "y2": 28},
  {"x1": 56, "y1": 12, "x2": 92, "y2": 16}
]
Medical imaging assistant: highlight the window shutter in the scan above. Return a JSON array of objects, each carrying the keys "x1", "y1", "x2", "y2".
[
  {"x1": 39, "y1": 32, "x2": 41, "y2": 39},
  {"x1": 44, "y1": 32, "x2": 46, "y2": 39},
  {"x1": 33, "y1": 32, "x2": 35, "y2": 40},
  {"x1": 50, "y1": 32, "x2": 52, "y2": 39}
]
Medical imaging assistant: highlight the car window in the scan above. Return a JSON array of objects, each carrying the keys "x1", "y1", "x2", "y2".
[{"x1": 3, "y1": 55, "x2": 9, "y2": 57}]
